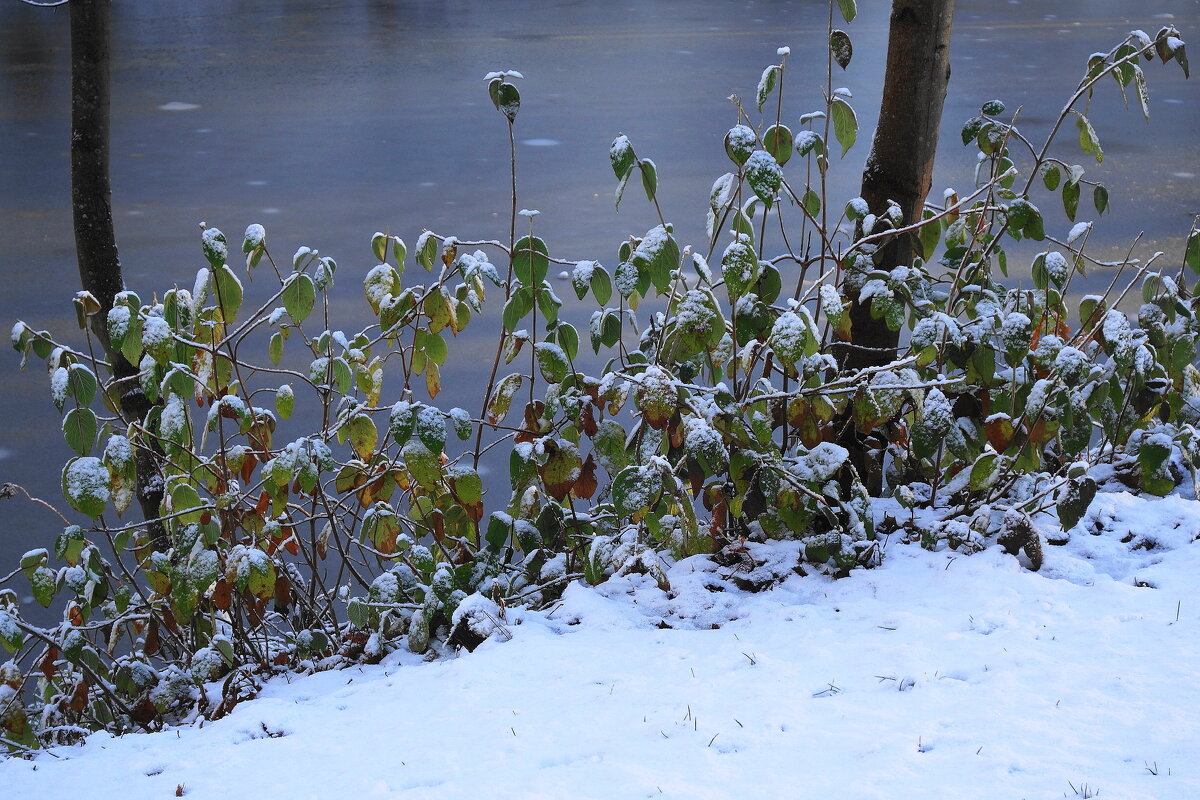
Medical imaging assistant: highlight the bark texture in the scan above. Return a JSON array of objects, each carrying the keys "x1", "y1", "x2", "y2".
[
  {"x1": 844, "y1": 0, "x2": 956, "y2": 372},
  {"x1": 839, "y1": 0, "x2": 955, "y2": 493},
  {"x1": 70, "y1": 0, "x2": 167, "y2": 549},
  {"x1": 70, "y1": 0, "x2": 121, "y2": 347}
]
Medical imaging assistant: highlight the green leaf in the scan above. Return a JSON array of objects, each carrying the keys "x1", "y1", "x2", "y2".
[
  {"x1": 487, "y1": 373, "x2": 523, "y2": 424},
  {"x1": 1074, "y1": 112, "x2": 1104, "y2": 163},
  {"x1": 423, "y1": 287, "x2": 453, "y2": 334},
  {"x1": 919, "y1": 208, "x2": 941, "y2": 260},
  {"x1": 346, "y1": 414, "x2": 378, "y2": 461},
  {"x1": 513, "y1": 236, "x2": 550, "y2": 286},
  {"x1": 1041, "y1": 163, "x2": 1061, "y2": 191},
  {"x1": 19, "y1": 549, "x2": 46, "y2": 579},
  {"x1": 968, "y1": 452, "x2": 1000, "y2": 491},
  {"x1": 1185, "y1": 230, "x2": 1200, "y2": 274},
  {"x1": 592, "y1": 419, "x2": 629, "y2": 474},
  {"x1": 763, "y1": 124, "x2": 793, "y2": 166},
  {"x1": 63, "y1": 407, "x2": 98, "y2": 456},
  {"x1": 417, "y1": 233, "x2": 438, "y2": 271},
  {"x1": 829, "y1": 30, "x2": 852, "y2": 70},
  {"x1": 615, "y1": 260, "x2": 639, "y2": 299},
  {"x1": 1024, "y1": 206, "x2": 1045, "y2": 241},
  {"x1": 283, "y1": 273, "x2": 316, "y2": 323},
  {"x1": 67, "y1": 363, "x2": 98, "y2": 406},
  {"x1": 332, "y1": 357, "x2": 353, "y2": 395},
  {"x1": 62, "y1": 456, "x2": 110, "y2": 518},
  {"x1": 276, "y1": 384, "x2": 295, "y2": 420},
  {"x1": 961, "y1": 117, "x2": 985, "y2": 147},
  {"x1": 371, "y1": 232, "x2": 388, "y2": 262},
  {"x1": 202, "y1": 228, "x2": 228, "y2": 269},
  {"x1": 1132, "y1": 64, "x2": 1151, "y2": 121},
  {"x1": 614, "y1": 169, "x2": 631, "y2": 210},
  {"x1": 490, "y1": 80, "x2": 521, "y2": 121},
  {"x1": 610, "y1": 135, "x2": 635, "y2": 181},
  {"x1": 836, "y1": 0, "x2": 856, "y2": 23},
  {"x1": 0, "y1": 610, "x2": 23, "y2": 653},
  {"x1": 535, "y1": 342, "x2": 569, "y2": 384},
  {"x1": 1056, "y1": 476, "x2": 1097, "y2": 531},
  {"x1": 269, "y1": 331, "x2": 284, "y2": 365},
  {"x1": 1137, "y1": 437, "x2": 1172, "y2": 476},
  {"x1": 214, "y1": 264, "x2": 243, "y2": 322},
  {"x1": 590, "y1": 266, "x2": 613, "y2": 306},
  {"x1": 425, "y1": 331, "x2": 448, "y2": 366},
  {"x1": 1062, "y1": 180, "x2": 1080, "y2": 223},
  {"x1": 795, "y1": 130, "x2": 825, "y2": 158},
  {"x1": 745, "y1": 150, "x2": 783, "y2": 207},
  {"x1": 556, "y1": 322, "x2": 580, "y2": 362},
  {"x1": 612, "y1": 465, "x2": 661, "y2": 516},
  {"x1": 830, "y1": 97, "x2": 857, "y2": 157},
  {"x1": 802, "y1": 188, "x2": 821, "y2": 217},
  {"x1": 415, "y1": 405, "x2": 447, "y2": 455},
  {"x1": 756, "y1": 65, "x2": 779, "y2": 112},
  {"x1": 31, "y1": 566, "x2": 56, "y2": 608},
  {"x1": 640, "y1": 158, "x2": 658, "y2": 203},
  {"x1": 1093, "y1": 185, "x2": 1109, "y2": 215},
  {"x1": 502, "y1": 288, "x2": 533, "y2": 332},
  {"x1": 170, "y1": 482, "x2": 203, "y2": 524}
]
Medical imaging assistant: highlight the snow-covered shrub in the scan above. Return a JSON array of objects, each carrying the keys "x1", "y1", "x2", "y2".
[{"x1": 2, "y1": 13, "x2": 1195, "y2": 753}]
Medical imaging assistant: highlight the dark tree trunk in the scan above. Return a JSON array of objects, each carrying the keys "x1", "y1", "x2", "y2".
[
  {"x1": 840, "y1": 0, "x2": 955, "y2": 491},
  {"x1": 846, "y1": 0, "x2": 955, "y2": 371},
  {"x1": 70, "y1": 0, "x2": 121, "y2": 348},
  {"x1": 70, "y1": 0, "x2": 167, "y2": 549}
]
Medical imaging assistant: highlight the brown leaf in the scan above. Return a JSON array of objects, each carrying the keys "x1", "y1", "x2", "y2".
[
  {"x1": 255, "y1": 490, "x2": 270, "y2": 517},
  {"x1": 687, "y1": 457, "x2": 705, "y2": 498},
  {"x1": 211, "y1": 579, "x2": 232, "y2": 612},
  {"x1": 40, "y1": 646, "x2": 59, "y2": 682},
  {"x1": 573, "y1": 454, "x2": 599, "y2": 500},
  {"x1": 240, "y1": 451, "x2": 258, "y2": 484},
  {"x1": 709, "y1": 503, "x2": 727, "y2": 541},
  {"x1": 274, "y1": 575, "x2": 292, "y2": 610},
  {"x1": 580, "y1": 403, "x2": 598, "y2": 437},
  {"x1": 668, "y1": 412, "x2": 684, "y2": 449},
  {"x1": 316, "y1": 527, "x2": 329, "y2": 560},
  {"x1": 69, "y1": 680, "x2": 89, "y2": 712},
  {"x1": 145, "y1": 619, "x2": 161, "y2": 656},
  {"x1": 985, "y1": 415, "x2": 1016, "y2": 452},
  {"x1": 247, "y1": 597, "x2": 267, "y2": 627},
  {"x1": 523, "y1": 401, "x2": 546, "y2": 432},
  {"x1": 130, "y1": 697, "x2": 158, "y2": 726}
]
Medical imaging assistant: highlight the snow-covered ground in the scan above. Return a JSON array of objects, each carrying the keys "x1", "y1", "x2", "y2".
[{"x1": 3, "y1": 489, "x2": 1198, "y2": 799}]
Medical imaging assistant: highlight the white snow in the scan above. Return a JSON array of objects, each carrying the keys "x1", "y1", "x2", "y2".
[
  {"x1": 1067, "y1": 221, "x2": 1093, "y2": 245},
  {"x1": 243, "y1": 223, "x2": 265, "y2": 249},
  {"x1": 49, "y1": 366, "x2": 69, "y2": 408},
  {"x1": 3, "y1": 492, "x2": 1199, "y2": 799},
  {"x1": 141, "y1": 314, "x2": 171, "y2": 350},
  {"x1": 725, "y1": 124, "x2": 756, "y2": 152}
]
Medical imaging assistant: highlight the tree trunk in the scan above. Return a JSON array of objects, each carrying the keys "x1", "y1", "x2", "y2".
[
  {"x1": 840, "y1": 0, "x2": 955, "y2": 491},
  {"x1": 70, "y1": 0, "x2": 121, "y2": 349},
  {"x1": 845, "y1": 0, "x2": 955, "y2": 371},
  {"x1": 70, "y1": 0, "x2": 167, "y2": 549}
]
